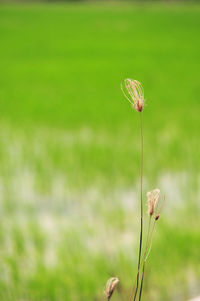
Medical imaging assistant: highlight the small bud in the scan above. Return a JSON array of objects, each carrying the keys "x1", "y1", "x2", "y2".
[
  {"x1": 121, "y1": 79, "x2": 145, "y2": 112},
  {"x1": 155, "y1": 214, "x2": 160, "y2": 221},
  {"x1": 104, "y1": 277, "x2": 119, "y2": 300},
  {"x1": 147, "y1": 189, "x2": 160, "y2": 216}
]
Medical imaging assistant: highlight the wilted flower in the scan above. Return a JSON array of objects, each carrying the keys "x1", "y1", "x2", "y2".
[
  {"x1": 147, "y1": 189, "x2": 160, "y2": 216},
  {"x1": 121, "y1": 79, "x2": 144, "y2": 112},
  {"x1": 104, "y1": 277, "x2": 119, "y2": 300}
]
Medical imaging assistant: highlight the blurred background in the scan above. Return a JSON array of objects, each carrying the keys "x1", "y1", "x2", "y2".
[{"x1": 0, "y1": 1, "x2": 200, "y2": 300}]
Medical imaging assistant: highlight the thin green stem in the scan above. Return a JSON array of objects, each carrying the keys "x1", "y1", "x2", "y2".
[
  {"x1": 138, "y1": 217, "x2": 151, "y2": 301},
  {"x1": 133, "y1": 112, "x2": 143, "y2": 301},
  {"x1": 130, "y1": 215, "x2": 160, "y2": 300},
  {"x1": 129, "y1": 218, "x2": 153, "y2": 301},
  {"x1": 138, "y1": 264, "x2": 145, "y2": 301}
]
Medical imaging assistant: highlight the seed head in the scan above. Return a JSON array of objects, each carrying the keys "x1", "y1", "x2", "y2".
[
  {"x1": 104, "y1": 277, "x2": 119, "y2": 300},
  {"x1": 121, "y1": 79, "x2": 144, "y2": 112},
  {"x1": 147, "y1": 189, "x2": 160, "y2": 216}
]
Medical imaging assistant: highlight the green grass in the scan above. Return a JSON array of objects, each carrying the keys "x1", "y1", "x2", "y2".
[{"x1": 0, "y1": 3, "x2": 200, "y2": 300}]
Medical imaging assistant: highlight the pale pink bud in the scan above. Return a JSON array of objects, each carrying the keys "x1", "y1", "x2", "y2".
[{"x1": 121, "y1": 79, "x2": 144, "y2": 112}]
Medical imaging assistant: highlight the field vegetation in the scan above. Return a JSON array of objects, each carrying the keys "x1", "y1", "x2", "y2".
[{"x1": 0, "y1": 3, "x2": 200, "y2": 300}]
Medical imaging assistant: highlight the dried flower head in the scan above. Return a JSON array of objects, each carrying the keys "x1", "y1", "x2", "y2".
[
  {"x1": 121, "y1": 79, "x2": 144, "y2": 112},
  {"x1": 147, "y1": 189, "x2": 160, "y2": 216},
  {"x1": 104, "y1": 277, "x2": 119, "y2": 300}
]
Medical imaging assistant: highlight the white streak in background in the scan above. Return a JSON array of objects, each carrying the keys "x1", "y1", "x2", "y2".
[
  {"x1": 0, "y1": 123, "x2": 199, "y2": 272},
  {"x1": 158, "y1": 172, "x2": 188, "y2": 208},
  {"x1": 0, "y1": 168, "x2": 198, "y2": 213}
]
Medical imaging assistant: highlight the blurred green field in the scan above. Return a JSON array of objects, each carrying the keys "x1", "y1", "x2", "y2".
[{"x1": 0, "y1": 3, "x2": 200, "y2": 301}]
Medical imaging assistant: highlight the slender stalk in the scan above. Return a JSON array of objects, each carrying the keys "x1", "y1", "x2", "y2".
[
  {"x1": 130, "y1": 218, "x2": 156, "y2": 301},
  {"x1": 132, "y1": 112, "x2": 144, "y2": 301},
  {"x1": 138, "y1": 264, "x2": 145, "y2": 301},
  {"x1": 138, "y1": 218, "x2": 151, "y2": 301}
]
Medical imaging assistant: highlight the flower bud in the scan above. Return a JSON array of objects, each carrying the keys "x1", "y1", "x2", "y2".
[
  {"x1": 147, "y1": 189, "x2": 160, "y2": 216},
  {"x1": 121, "y1": 79, "x2": 144, "y2": 112},
  {"x1": 104, "y1": 277, "x2": 119, "y2": 300}
]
